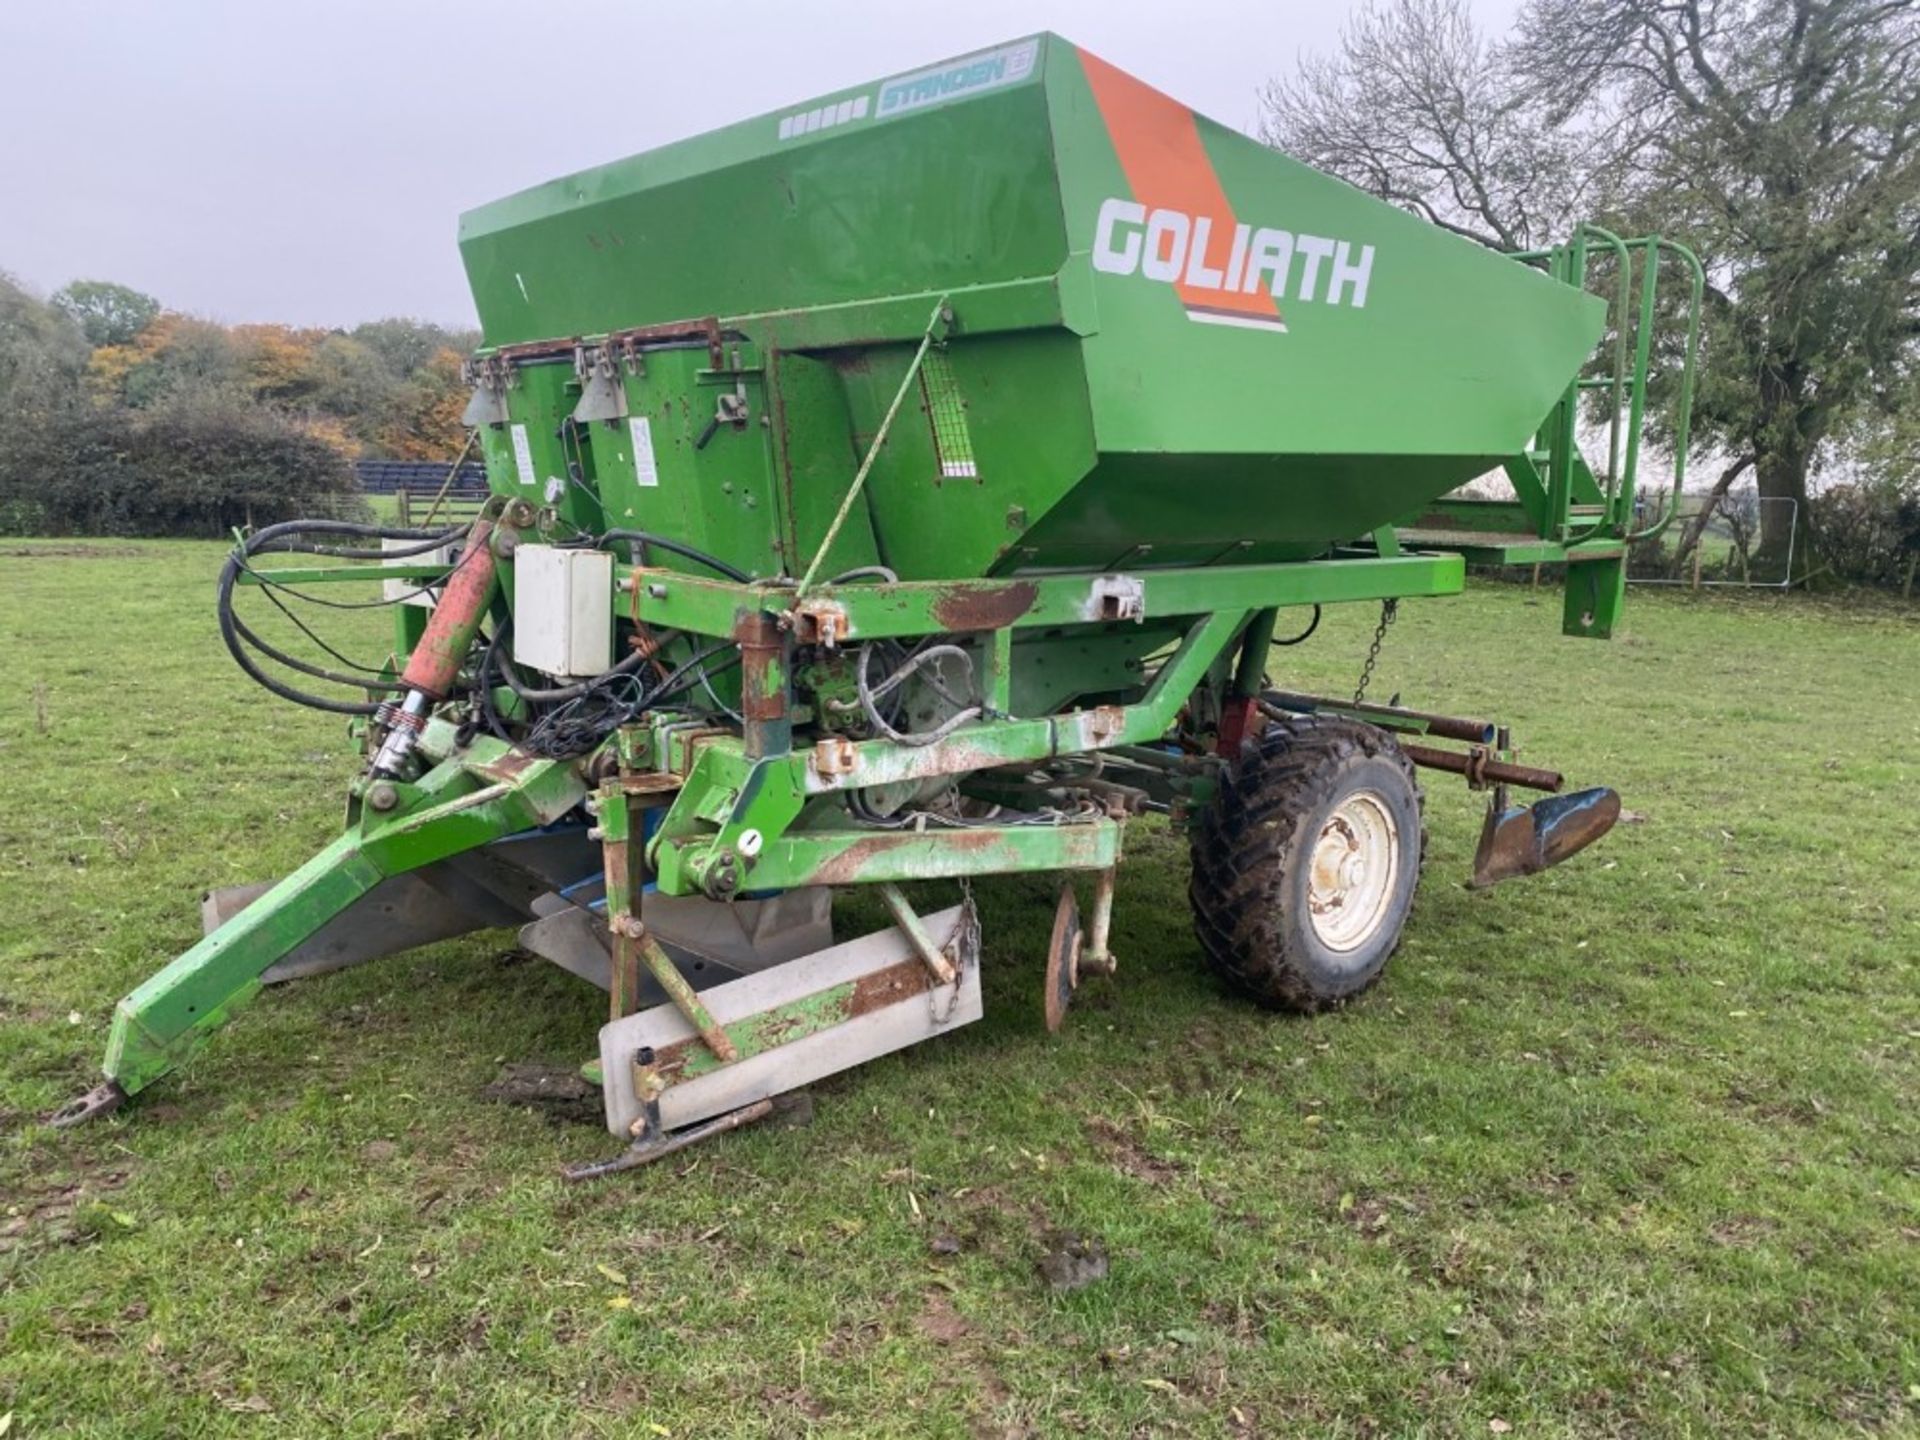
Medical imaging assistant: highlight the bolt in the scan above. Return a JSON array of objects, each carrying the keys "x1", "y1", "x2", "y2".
[
  {"x1": 704, "y1": 853, "x2": 740, "y2": 898},
  {"x1": 367, "y1": 782, "x2": 400, "y2": 813}
]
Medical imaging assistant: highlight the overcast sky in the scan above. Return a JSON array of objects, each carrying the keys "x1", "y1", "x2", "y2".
[{"x1": 0, "y1": 0, "x2": 1519, "y2": 330}]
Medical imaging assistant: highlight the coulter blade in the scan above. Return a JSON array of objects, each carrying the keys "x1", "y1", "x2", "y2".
[{"x1": 1470, "y1": 787, "x2": 1622, "y2": 888}]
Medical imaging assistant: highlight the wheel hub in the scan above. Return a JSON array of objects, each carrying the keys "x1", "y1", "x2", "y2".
[{"x1": 1306, "y1": 791, "x2": 1401, "y2": 953}]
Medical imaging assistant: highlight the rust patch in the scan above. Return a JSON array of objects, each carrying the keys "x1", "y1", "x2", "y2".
[
  {"x1": 791, "y1": 599, "x2": 849, "y2": 648},
  {"x1": 810, "y1": 836, "x2": 891, "y2": 885},
  {"x1": 494, "y1": 314, "x2": 727, "y2": 367},
  {"x1": 474, "y1": 748, "x2": 536, "y2": 783},
  {"x1": 930, "y1": 580, "x2": 1038, "y2": 633},
  {"x1": 647, "y1": 1035, "x2": 697, "y2": 1075},
  {"x1": 612, "y1": 771, "x2": 683, "y2": 795},
  {"x1": 644, "y1": 956, "x2": 929, "y2": 1075},
  {"x1": 810, "y1": 828, "x2": 1009, "y2": 884},
  {"x1": 850, "y1": 958, "x2": 934, "y2": 1017}
]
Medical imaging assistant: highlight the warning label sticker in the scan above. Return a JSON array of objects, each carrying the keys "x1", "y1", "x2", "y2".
[
  {"x1": 629, "y1": 417, "x2": 659, "y2": 487},
  {"x1": 510, "y1": 423, "x2": 537, "y2": 487}
]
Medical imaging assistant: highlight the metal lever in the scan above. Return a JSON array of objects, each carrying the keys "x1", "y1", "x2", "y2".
[{"x1": 693, "y1": 393, "x2": 748, "y2": 450}]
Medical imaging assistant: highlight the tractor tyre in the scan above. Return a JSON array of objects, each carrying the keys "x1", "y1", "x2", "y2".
[{"x1": 1189, "y1": 714, "x2": 1422, "y2": 1012}]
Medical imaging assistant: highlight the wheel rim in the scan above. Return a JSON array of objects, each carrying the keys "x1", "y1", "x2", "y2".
[{"x1": 1306, "y1": 790, "x2": 1401, "y2": 954}]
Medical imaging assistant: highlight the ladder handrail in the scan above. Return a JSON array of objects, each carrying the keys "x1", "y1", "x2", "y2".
[
  {"x1": 1623, "y1": 238, "x2": 1704, "y2": 544},
  {"x1": 1505, "y1": 228, "x2": 1706, "y2": 549}
]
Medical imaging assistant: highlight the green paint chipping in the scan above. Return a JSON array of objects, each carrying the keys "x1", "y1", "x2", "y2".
[{"x1": 667, "y1": 979, "x2": 869, "y2": 1082}]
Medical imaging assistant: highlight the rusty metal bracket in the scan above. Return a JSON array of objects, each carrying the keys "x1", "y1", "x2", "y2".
[
  {"x1": 791, "y1": 599, "x2": 850, "y2": 649},
  {"x1": 610, "y1": 915, "x2": 739, "y2": 1063},
  {"x1": 811, "y1": 735, "x2": 858, "y2": 780}
]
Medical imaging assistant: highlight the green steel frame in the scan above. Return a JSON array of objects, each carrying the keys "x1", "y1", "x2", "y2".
[
  {"x1": 99, "y1": 550, "x2": 1460, "y2": 1102},
  {"x1": 64, "y1": 34, "x2": 1705, "y2": 1127}
]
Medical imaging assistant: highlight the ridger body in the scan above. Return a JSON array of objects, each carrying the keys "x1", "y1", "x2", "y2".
[{"x1": 58, "y1": 36, "x2": 1701, "y2": 1173}]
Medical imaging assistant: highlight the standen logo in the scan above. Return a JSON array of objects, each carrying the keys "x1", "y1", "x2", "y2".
[{"x1": 1092, "y1": 198, "x2": 1376, "y2": 332}]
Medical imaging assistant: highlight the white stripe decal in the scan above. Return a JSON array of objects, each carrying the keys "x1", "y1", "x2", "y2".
[{"x1": 1185, "y1": 309, "x2": 1290, "y2": 333}]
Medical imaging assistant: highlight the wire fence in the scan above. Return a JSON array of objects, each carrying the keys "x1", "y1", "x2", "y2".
[{"x1": 1627, "y1": 491, "x2": 1800, "y2": 589}]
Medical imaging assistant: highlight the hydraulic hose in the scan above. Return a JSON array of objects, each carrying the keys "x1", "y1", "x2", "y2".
[
  {"x1": 217, "y1": 518, "x2": 472, "y2": 716},
  {"x1": 597, "y1": 529, "x2": 752, "y2": 583}
]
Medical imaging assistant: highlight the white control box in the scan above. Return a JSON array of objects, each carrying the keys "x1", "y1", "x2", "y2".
[{"x1": 512, "y1": 545, "x2": 614, "y2": 678}]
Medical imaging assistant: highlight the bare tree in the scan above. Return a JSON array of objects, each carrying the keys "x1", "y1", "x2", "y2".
[
  {"x1": 1261, "y1": 0, "x2": 1590, "y2": 250},
  {"x1": 1265, "y1": 0, "x2": 1920, "y2": 575}
]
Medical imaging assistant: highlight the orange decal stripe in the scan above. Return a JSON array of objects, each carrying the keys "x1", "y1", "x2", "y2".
[{"x1": 1078, "y1": 48, "x2": 1280, "y2": 323}]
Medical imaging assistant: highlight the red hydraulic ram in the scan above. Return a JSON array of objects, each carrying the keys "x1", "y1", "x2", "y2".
[{"x1": 371, "y1": 518, "x2": 498, "y2": 776}]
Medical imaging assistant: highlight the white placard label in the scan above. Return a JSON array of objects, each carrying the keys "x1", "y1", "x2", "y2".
[
  {"x1": 630, "y1": 416, "x2": 659, "y2": 488},
  {"x1": 509, "y1": 423, "x2": 536, "y2": 487}
]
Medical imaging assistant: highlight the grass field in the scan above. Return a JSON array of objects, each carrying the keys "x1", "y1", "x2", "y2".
[{"x1": 1, "y1": 540, "x2": 1916, "y2": 1438}]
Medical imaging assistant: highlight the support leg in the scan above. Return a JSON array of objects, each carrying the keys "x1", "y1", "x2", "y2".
[
  {"x1": 597, "y1": 780, "x2": 736, "y2": 1061},
  {"x1": 1079, "y1": 866, "x2": 1118, "y2": 977},
  {"x1": 1563, "y1": 554, "x2": 1627, "y2": 639},
  {"x1": 1219, "y1": 607, "x2": 1278, "y2": 754},
  {"x1": 610, "y1": 917, "x2": 739, "y2": 1063},
  {"x1": 597, "y1": 782, "x2": 645, "y2": 1022}
]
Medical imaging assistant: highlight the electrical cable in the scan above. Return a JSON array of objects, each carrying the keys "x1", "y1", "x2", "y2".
[
  {"x1": 856, "y1": 642, "x2": 983, "y2": 747},
  {"x1": 510, "y1": 642, "x2": 741, "y2": 759},
  {"x1": 254, "y1": 580, "x2": 393, "y2": 677},
  {"x1": 822, "y1": 565, "x2": 898, "y2": 585},
  {"x1": 488, "y1": 616, "x2": 658, "y2": 703},
  {"x1": 1269, "y1": 604, "x2": 1322, "y2": 647}
]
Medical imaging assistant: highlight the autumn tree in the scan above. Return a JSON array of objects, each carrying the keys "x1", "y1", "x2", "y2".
[
  {"x1": 3, "y1": 269, "x2": 479, "y2": 535},
  {"x1": 87, "y1": 312, "x2": 241, "y2": 408},
  {"x1": 0, "y1": 387, "x2": 362, "y2": 537},
  {"x1": 351, "y1": 317, "x2": 478, "y2": 376},
  {"x1": 366, "y1": 347, "x2": 463, "y2": 459},
  {"x1": 51, "y1": 279, "x2": 161, "y2": 348},
  {"x1": 1265, "y1": 0, "x2": 1920, "y2": 570}
]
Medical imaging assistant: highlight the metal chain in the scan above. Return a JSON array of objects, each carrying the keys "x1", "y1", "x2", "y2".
[
  {"x1": 1352, "y1": 598, "x2": 1398, "y2": 705},
  {"x1": 930, "y1": 878, "x2": 978, "y2": 1026}
]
